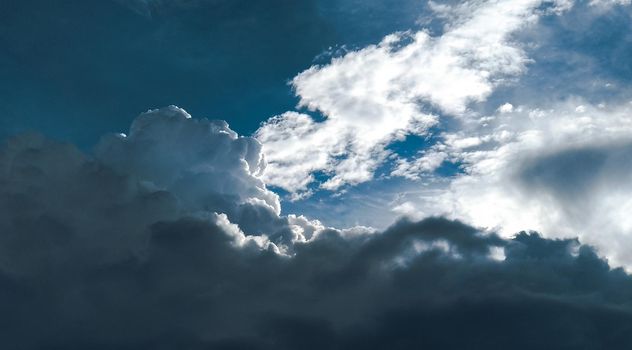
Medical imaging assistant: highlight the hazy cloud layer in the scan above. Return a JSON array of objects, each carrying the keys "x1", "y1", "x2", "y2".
[
  {"x1": 1, "y1": 108, "x2": 632, "y2": 348},
  {"x1": 393, "y1": 98, "x2": 632, "y2": 268}
]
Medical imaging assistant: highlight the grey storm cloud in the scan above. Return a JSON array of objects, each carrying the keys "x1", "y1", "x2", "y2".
[{"x1": 1, "y1": 107, "x2": 632, "y2": 349}]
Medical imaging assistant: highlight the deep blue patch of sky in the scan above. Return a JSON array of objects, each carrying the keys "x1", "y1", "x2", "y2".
[{"x1": 0, "y1": 0, "x2": 428, "y2": 148}]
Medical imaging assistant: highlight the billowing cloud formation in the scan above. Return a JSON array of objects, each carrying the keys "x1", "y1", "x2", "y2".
[
  {"x1": 0, "y1": 107, "x2": 332, "y2": 264},
  {"x1": 257, "y1": 0, "x2": 570, "y2": 194},
  {"x1": 1, "y1": 108, "x2": 632, "y2": 348},
  {"x1": 97, "y1": 106, "x2": 276, "y2": 212}
]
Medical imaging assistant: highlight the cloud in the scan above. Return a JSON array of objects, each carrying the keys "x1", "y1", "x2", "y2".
[
  {"x1": 255, "y1": 0, "x2": 632, "y2": 238},
  {"x1": 394, "y1": 98, "x2": 632, "y2": 268},
  {"x1": 391, "y1": 147, "x2": 449, "y2": 180},
  {"x1": 252, "y1": 0, "x2": 632, "y2": 268},
  {"x1": 1, "y1": 107, "x2": 632, "y2": 348},
  {"x1": 589, "y1": 0, "x2": 632, "y2": 8},
  {"x1": 95, "y1": 106, "x2": 278, "y2": 214},
  {"x1": 0, "y1": 106, "x2": 333, "y2": 267},
  {"x1": 257, "y1": 0, "x2": 570, "y2": 194}
]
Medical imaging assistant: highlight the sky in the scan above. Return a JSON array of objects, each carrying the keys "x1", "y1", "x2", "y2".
[{"x1": 2, "y1": 0, "x2": 632, "y2": 348}]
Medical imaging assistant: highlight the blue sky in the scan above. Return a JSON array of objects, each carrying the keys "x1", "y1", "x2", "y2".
[{"x1": 0, "y1": 0, "x2": 425, "y2": 144}]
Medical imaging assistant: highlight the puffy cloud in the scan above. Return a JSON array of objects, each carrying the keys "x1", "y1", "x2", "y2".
[
  {"x1": 257, "y1": 0, "x2": 570, "y2": 194},
  {"x1": 96, "y1": 106, "x2": 279, "y2": 214},
  {"x1": 1, "y1": 107, "x2": 632, "y2": 348},
  {"x1": 0, "y1": 106, "x2": 332, "y2": 266}
]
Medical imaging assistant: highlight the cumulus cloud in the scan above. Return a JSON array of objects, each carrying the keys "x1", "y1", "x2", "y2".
[
  {"x1": 1, "y1": 107, "x2": 632, "y2": 348},
  {"x1": 257, "y1": 0, "x2": 570, "y2": 194},
  {"x1": 96, "y1": 106, "x2": 278, "y2": 214},
  {"x1": 0, "y1": 106, "x2": 333, "y2": 265}
]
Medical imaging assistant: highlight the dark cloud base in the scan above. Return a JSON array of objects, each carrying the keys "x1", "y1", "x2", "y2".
[{"x1": 1, "y1": 109, "x2": 632, "y2": 349}]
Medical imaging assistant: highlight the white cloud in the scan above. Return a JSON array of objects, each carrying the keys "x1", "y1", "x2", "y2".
[
  {"x1": 402, "y1": 99, "x2": 632, "y2": 268},
  {"x1": 391, "y1": 148, "x2": 448, "y2": 180},
  {"x1": 498, "y1": 103, "x2": 515, "y2": 113},
  {"x1": 97, "y1": 105, "x2": 281, "y2": 215},
  {"x1": 257, "y1": 0, "x2": 567, "y2": 194},
  {"x1": 255, "y1": 0, "x2": 632, "y2": 269}
]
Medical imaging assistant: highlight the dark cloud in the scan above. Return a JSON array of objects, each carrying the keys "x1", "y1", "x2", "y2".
[
  {"x1": 1, "y1": 108, "x2": 632, "y2": 349},
  {"x1": 515, "y1": 141, "x2": 632, "y2": 238},
  {"x1": 519, "y1": 141, "x2": 632, "y2": 199}
]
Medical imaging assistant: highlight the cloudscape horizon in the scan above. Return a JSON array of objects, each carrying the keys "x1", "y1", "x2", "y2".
[{"x1": 2, "y1": 0, "x2": 632, "y2": 348}]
